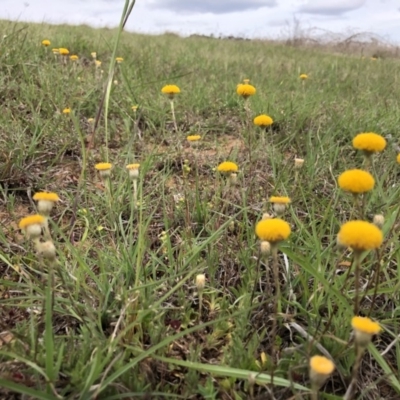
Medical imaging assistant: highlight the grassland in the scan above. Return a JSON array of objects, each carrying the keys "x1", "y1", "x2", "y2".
[{"x1": 1, "y1": 14, "x2": 400, "y2": 400}]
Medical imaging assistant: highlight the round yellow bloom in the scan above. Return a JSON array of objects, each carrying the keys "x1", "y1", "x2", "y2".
[
  {"x1": 69, "y1": 55, "x2": 79, "y2": 61},
  {"x1": 161, "y1": 85, "x2": 181, "y2": 97},
  {"x1": 95, "y1": 60, "x2": 102, "y2": 67},
  {"x1": 397, "y1": 154, "x2": 400, "y2": 164},
  {"x1": 87, "y1": 118, "x2": 95, "y2": 124},
  {"x1": 353, "y1": 133, "x2": 386, "y2": 153},
  {"x1": 52, "y1": 48, "x2": 59, "y2": 54},
  {"x1": 126, "y1": 163, "x2": 140, "y2": 170},
  {"x1": 300, "y1": 74, "x2": 308, "y2": 80},
  {"x1": 254, "y1": 114, "x2": 273, "y2": 127},
  {"x1": 91, "y1": 52, "x2": 97, "y2": 59},
  {"x1": 309, "y1": 356, "x2": 335, "y2": 376},
  {"x1": 19, "y1": 215, "x2": 45, "y2": 230},
  {"x1": 95, "y1": 163, "x2": 112, "y2": 171},
  {"x1": 131, "y1": 105, "x2": 138, "y2": 112},
  {"x1": 217, "y1": 161, "x2": 238, "y2": 173},
  {"x1": 236, "y1": 83, "x2": 256, "y2": 98},
  {"x1": 338, "y1": 169, "x2": 375, "y2": 194},
  {"x1": 352, "y1": 316, "x2": 381, "y2": 335},
  {"x1": 269, "y1": 196, "x2": 291, "y2": 204},
  {"x1": 187, "y1": 135, "x2": 201, "y2": 142},
  {"x1": 255, "y1": 218, "x2": 291, "y2": 243},
  {"x1": 62, "y1": 108, "x2": 71, "y2": 114},
  {"x1": 337, "y1": 220, "x2": 383, "y2": 252},
  {"x1": 116, "y1": 57, "x2": 123, "y2": 63},
  {"x1": 42, "y1": 39, "x2": 51, "y2": 47},
  {"x1": 59, "y1": 48, "x2": 70, "y2": 56},
  {"x1": 33, "y1": 192, "x2": 60, "y2": 202}
]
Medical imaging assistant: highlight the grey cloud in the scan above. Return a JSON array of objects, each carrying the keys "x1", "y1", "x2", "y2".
[
  {"x1": 147, "y1": 0, "x2": 276, "y2": 14},
  {"x1": 299, "y1": 0, "x2": 365, "y2": 15}
]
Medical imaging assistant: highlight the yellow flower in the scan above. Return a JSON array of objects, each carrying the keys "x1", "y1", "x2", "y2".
[
  {"x1": 187, "y1": 135, "x2": 201, "y2": 142},
  {"x1": 19, "y1": 215, "x2": 45, "y2": 230},
  {"x1": 353, "y1": 133, "x2": 386, "y2": 153},
  {"x1": 87, "y1": 118, "x2": 95, "y2": 124},
  {"x1": 33, "y1": 192, "x2": 60, "y2": 202},
  {"x1": 59, "y1": 48, "x2": 70, "y2": 56},
  {"x1": 217, "y1": 161, "x2": 238, "y2": 173},
  {"x1": 309, "y1": 355, "x2": 335, "y2": 389},
  {"x1": 397, "y1": 154, "x2": 400, "y2": 164},
  {"x1": 352, "y1": 316, "x2": 381, "y2": 335},
  {"x1": 236, "y1": 83, "x2": 256, "y2": 98},
  {"x1": 338, "y1": 169, "x2": 375, "y2": 194},
  {"x1": 352, "y1": 316, "x2": 381, "y2": 348},
  {"x1": 42, "y1": 39, "x2": 51, "y2": 47},
  {"x1": 300, "y1": 74, "x2": 308, "y2": 80},
  {"x1": 95, "y1": 60, "x2": 102, "y2": 67},
  {"x1": 116, "y1": 57, "x2": 123, "y2": 63},
  {"x1": 337, "y1": 220, "x2": 383, "y2": 252},
  {"x1": 243, "y1": 79, "x2": 250, "y2": 84},
  {"x1": 126, "y1": 163, "x2": 140, "y2": 170},
  {"x1": 91, "y1": 52, "x2": 97, "y2": 59},
  {"x1": 131, "y1": 105, "x2": 138, "y2": 112},
  {"x1": 253, "y1": 114, "x2": 273, "y2": 127},
  {"x1": 19, "y1": 214, "x2": 45, "y2": 239},
  {"x1": 69, "y1": 55, "x2": 79, "y2": 61},
  {"x1": 371, "y1": 57, "x2": 377, "y2": 61},
  {"x1": 126, "y1": 163, "x2": 140, "y2": 179},
  {"x1": 62, "y1": 108, "x2": 71, "y2": 114},
  {"x1": 309, "y1": 355, "x2": 335, "y2": 376},
  {"x1": 255, "y1": 218, "x2": 291, "y2": 243},
  {"x1": 269, "y1": 196, "x2": 291, "y2": 204},
  {"x1": 33, "y1": 192, "x2": 60, "y2": 215},
  {"x1": 161, "y1": 85, "x2": 181, "y2": 98},
  {"x1": 52, "y1": 48, "x2": 59, "y2": 54},
  {"x1": 95, "y1": 162, "x2": 112, "y2": 171}
]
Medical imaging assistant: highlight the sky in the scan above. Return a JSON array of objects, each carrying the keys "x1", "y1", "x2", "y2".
[{"x1": 1, "y1": 0, "x2": 400, "y2": 44}]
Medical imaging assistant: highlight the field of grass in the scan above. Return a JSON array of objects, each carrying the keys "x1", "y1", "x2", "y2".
[{"x1": 1, "y1": 8, "x2": 400, "y2": 400}]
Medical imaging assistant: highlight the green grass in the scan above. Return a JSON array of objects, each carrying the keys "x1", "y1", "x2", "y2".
[{"x1": 1, "y1": 9, "x2": 400, "y2": 399}]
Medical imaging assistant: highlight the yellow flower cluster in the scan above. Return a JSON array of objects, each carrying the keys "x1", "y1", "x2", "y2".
[
  {"x1": 216, "y1": 161, "x2": 238, "y2": 173},
  {"x1": 253, "y1": 114, "x2": 273, "y2": 127},
  {"x1": 337, "y1": 220, "x2": 383, "y2": 252},
  {"x1": 255, "y1": 218, "x2": 291, "y2": 243},
  {"x1": 352, "y1": 132, "x2": 386, "y2": 153},
  {"x1": 236, "y1": 83, "x2": 256, "y2": 98},
  {"x1": 338, "y1": 169, "x2": 375, "y2": 194}
]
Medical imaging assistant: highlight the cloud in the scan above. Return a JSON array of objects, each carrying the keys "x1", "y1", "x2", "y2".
[
  {"x1": 147, "y1": 0, "x2": 276, "y2": 14},
  {"x1": 299, "y1": 0, "x2": 366, "y2": 15}
]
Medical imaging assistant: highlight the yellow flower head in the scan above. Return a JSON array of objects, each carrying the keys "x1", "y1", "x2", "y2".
[
  {"x1": 255, "y1": 218, "x2": 291, "y2": 243},
  {"x1": 338, "y1": 169, "x2": 375, "y2": 194},
  {"x1": 126, "y1": 163, "x2": 140, "y2": 170},
  {"x1": 131, "y1": 105, "x2": 138, "y2": 112},
  {"x1": 309, "y1": 356, "x2": 335, "y2": 376},
  {"x1": 19, "y1": 214, "x2": 45, "y2": 230},
  {"x1": 236, "y1": 83, "x2": 256, "y2": 98},
  {"x1": 270, "y1": 196, "x2": 291, "y2": 204},
  {"x1": 95, "y1": 162, "x2": 112, "y2": 171},
  {"x1": 42, "y1": 39, "x2": 51, "y2": 47},
  {"x1": 59, "y1": 48, "x2": 70, "y2": 56},
  {"x1": 52, "y1": 48, "x2": 59, "y2": 54},
  {"x1": 187, "y1": 135, "x2": 201, "y2": 142},
  {"x1": 62, "y1": 108, "x2": 71, "y2": 114},
  {"x1": 116, "y1": 57, "x2": 124, "y2": 63},
  {"x1": 87, "y1": 118, "x2": 95, "y2": 124},
  {"x1": 254, "y1": 114, "x2": 273, "y2": 127},
  {"x1": 69, "y1": 55, "x2": 79, "y2": 61},
  {"x1": 243, "y1": 79, "x2": 250, "y2": 84},
  {"x1": 95, "y1": 60, "x2": 102, "y2": 67},
  {"x1": 161, "y1": 85, "x2": 181, "y2": 97},
  {"x1": 300, "y1": 74, "x2": 308, "y2": 80},
  {"x1": 352, "y1": 316, "x2": 381, "y2": 335},
  {"x1": 33, "y1": 192, "x2": 60, "y2": 202},
  {"x1": 353, "y1": 133, "x2": 386, "y2": 153},
  {"x1": 397, "y1": 154, "x2": 400, "y2": 164},
  {"x1": 91, "y1": 52, "x2": 97, "y2": 59},
  {"x1": 337, "y1": 220, "x2": 383, "y2": 252},
  {"x1": 217, "y1": 161, "x2": 238, "y2": 173}
]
